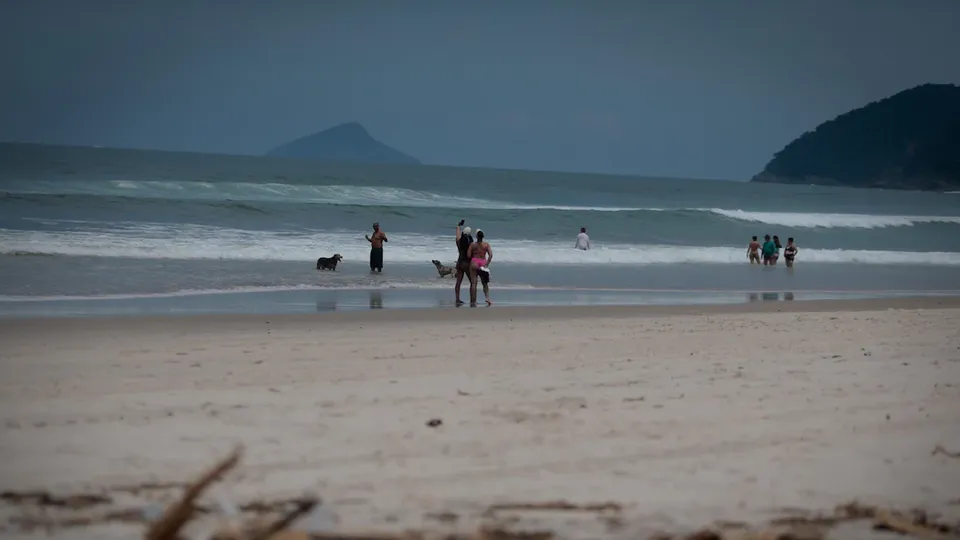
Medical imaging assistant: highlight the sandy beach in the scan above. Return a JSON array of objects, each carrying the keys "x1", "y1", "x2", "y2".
[{"x1": 2, "y1": 297, "x2": 960, "y2": 539}]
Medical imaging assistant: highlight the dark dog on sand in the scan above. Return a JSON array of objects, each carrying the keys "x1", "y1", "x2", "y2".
[
  {"x1": 316, "y1": 254, "x2": 343, "y2": 271},
  {"x1": 432, "y1": 259, "x2": 456, "y2": 278}
]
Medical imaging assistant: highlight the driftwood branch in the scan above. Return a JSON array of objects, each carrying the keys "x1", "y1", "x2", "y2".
[
  {"x1": 248, "y1": 498, "x2": 319, "y2": 540},
  {"x1": 932, "y1": 444, "x2": 960, "y2": 459},
  {"x1": 145, "y1": 445, "x2": 243, "y2": 540}
]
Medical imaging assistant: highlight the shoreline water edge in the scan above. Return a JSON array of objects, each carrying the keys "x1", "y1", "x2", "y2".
[{"x1": 3, "y1": 146, "x2": 960, "y2": 319}]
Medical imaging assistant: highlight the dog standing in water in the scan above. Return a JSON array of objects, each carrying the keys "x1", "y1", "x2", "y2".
[
  {"x1": 316, "y1": 254, "x2": 343, "y2": 271},
  {"x1": 432, "y1": 260, "x2": 455, "y2": 277}
]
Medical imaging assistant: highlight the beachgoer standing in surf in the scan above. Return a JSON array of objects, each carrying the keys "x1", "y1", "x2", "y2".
[
  {"x1": 454, "y1": 220, "x2": 474, "y2": 305},
  {"x1": 365, "y1": 222, "x2": 388, "y2": 273},
  {"x1": 761, "y1": 234, "x2": 776, "y2": 266},
  {"x1": 747, "y1": 236, "x2": 760, "y2": 264},
  {"x1": 783, "y1": 237, "x2": 798, "y2": 268},
  {"x1": 468, "y1": 229, "x2": 493, "y2": 307}
]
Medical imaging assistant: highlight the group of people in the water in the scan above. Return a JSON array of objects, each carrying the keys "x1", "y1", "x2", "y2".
[
  {"x1": 573, "y1": 226, "x2": 799, "y2": 269},
  {"x1": 747, "y1": 234, "x2": 798, "y2": 267},
  {"x1": 362, "y1": 222, "x2": 797, "y2": 308}
]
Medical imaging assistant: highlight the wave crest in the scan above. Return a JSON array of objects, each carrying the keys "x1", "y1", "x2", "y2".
[
  {"x1": 5, "y1": 180, "x2": 960, "y2": 228},
  {"x1": 707, "y1": 208, "x2": 960, "y2": 229},
  {"x1": 3, "y1": 180, "x2": 638, "y2": 212}
]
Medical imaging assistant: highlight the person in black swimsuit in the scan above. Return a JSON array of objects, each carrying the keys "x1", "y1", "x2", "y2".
[
  {"x1": 454, "y1": 220, "x2": 473, "y2": 305},
  {"x1": 783, "y1": 237, "x2": 798, "y2": 268}
]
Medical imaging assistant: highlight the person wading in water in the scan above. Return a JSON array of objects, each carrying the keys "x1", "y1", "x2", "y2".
[
  {"x1": 454, "y1": 220, "x2": 474, "y2": 306},
  {"x1": 747, "y1": 235, "x2": 761, "y2": 264},
  {"x1": 365, "y1": 222, "x2": 388, "y2": 273},
  {"x1": 467, "y1": 229, "x2": 493, "y2": 307},
  {"x1": 783, "y1": 237, "x2": 799, "y2": 268}
]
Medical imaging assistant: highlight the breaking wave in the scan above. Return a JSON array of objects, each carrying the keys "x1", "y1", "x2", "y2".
[
  {"x1": 707, "y1": 208, "x2": 960, "y2": 229},
  {"x1": 3, "y1": 180, "x2": 633, "y2": 211},
  {"x1": 5, "y1": 180, "x2": 960, "y2": 229}
]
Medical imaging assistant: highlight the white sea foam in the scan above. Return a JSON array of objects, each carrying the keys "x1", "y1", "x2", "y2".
[
  {"x1": 0, "y1": 282, "x2": 541, "y2": 303},
  {"x1": 3, "y1": 224, "x2": 958, "y2": 265},
  {"x1": 705, "y1": 208, "x2": 960, "y2": 229}
]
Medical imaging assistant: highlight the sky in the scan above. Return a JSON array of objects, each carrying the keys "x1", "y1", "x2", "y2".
[{"x1": 2, "y1": 0, "x2": 959, "y2": 180}]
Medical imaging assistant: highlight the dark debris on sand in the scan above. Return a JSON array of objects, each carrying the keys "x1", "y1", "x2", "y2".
[{"x1": 1, "y1": 447, "x2": 959, "y2": 540}]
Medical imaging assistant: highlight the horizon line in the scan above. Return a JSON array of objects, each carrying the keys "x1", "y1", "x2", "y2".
[{"x1": 0, "y1": 140, "x2": 744, "y2": 183}]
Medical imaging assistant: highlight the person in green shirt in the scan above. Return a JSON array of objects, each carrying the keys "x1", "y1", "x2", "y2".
[{"x1": 761, "y1": 234, "x2": 777, "y2": 266}]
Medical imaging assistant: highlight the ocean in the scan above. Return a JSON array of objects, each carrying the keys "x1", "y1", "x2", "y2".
[{"x1": 1, "y1": 143, "x2": 959, "y2": 317}]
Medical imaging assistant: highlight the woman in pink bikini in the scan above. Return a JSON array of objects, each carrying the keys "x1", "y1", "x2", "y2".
[{"x1": 467, "y1": 229, "x2": 493, "y2": 306}]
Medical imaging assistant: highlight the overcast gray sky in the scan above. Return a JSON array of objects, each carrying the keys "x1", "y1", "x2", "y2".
[{"x1": 2, "y1": 0, "x2": 958, "y2": 179}]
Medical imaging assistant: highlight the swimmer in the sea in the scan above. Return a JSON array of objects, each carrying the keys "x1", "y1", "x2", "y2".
[
  {"x1": 772, "y1": 235, "x2": 782, "y2": 266},
  {"x1": 761, "y1": 234, "x2": 776, "y2": 266},
  {"x1": 575, "y1": 227, "x2": 591, "y2": 250},
  {"x1": 747, "y1": 235, "x2": 761, "y2": 264},
  {"x1": 783, "y1": 237, "x2": 798, "y2": 268}
]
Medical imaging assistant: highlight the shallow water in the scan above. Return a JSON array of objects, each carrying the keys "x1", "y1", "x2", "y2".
[{"x1": 2, "y1": 144, "x2": 958, "y2": 316}]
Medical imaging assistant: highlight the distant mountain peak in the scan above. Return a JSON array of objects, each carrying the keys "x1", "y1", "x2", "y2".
[
  {"x1": 266, "y1": 123, "x2": 420, "y2": 165},
  {"x1": 324, "y1": 121, "x2": 370, "y2": 137}
]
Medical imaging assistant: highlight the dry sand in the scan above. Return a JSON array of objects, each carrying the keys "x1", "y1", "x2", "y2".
[{"x1": 1, "y1": 297, "x2": 960, "y2": 539}]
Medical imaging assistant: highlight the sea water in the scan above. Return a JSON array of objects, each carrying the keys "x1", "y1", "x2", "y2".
[{"x1": 1, "y1": 143, "x2": 958, "y2": 317}]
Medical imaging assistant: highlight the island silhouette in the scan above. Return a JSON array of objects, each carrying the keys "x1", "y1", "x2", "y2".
[{"x1": 752, "y1": 83, "x2": 960, "y2": 191}]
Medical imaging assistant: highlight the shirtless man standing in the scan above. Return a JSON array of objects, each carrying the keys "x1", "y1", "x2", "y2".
[
  {"x1": 747, "y1": 235, "x2": 761, "y2": 264},
  {"x1": 467, "y1": 229, "x2": 493, "y2": 307},
  {"x1": 365, "y1": 222, "x2": 388, "y2": 272}
]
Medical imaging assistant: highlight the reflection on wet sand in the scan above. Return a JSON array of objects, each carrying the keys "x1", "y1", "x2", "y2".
[
  {"x1": 315, "y1": 299, "x2": 338, "y2": 312},
  {"x1": 436, "y1": 299, "x2": 459, "y2": 308},
  {"x1": 369, "y1": 290, "x2": 383, "y2": 309},
  {"x1": 748, "y1": 292, "x2": 796, "y2": 302}
]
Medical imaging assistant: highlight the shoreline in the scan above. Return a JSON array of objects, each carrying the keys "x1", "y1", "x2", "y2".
[
  {"x1": 4, "y1": 283, "x2": 960, "y2": 301},
  {"x1": 2, "y1": 286, "x2": 959, "y2": 321},
  {"x1": 1, "y1": 294, "x2": 959, "y2": 327}
]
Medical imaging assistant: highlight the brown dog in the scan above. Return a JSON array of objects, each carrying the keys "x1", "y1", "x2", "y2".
[{"x1": 316, "y1": 254, "x2": 343, "y2": 271}]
